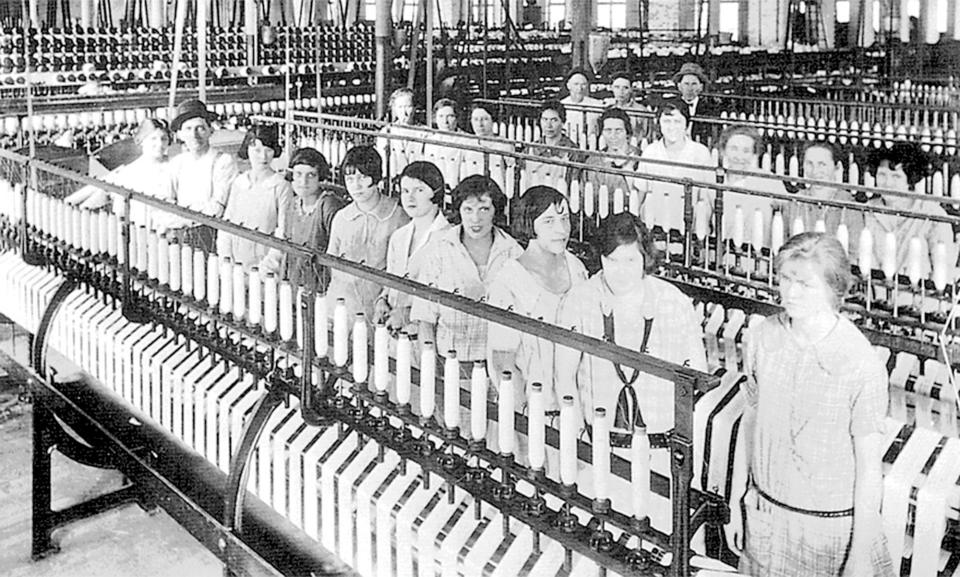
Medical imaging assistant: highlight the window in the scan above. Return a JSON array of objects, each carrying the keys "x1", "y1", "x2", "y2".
[
  {"x1": 547, "y1": 0, "x2": 565, "y2": 27},
  {"x1": 596, "y1": 0, "x2": 626, "y2": 29},
  {"x1": 470, "y1": 0, "x2": 503, "y2": 26},
  {"x1": 719, "y1": 0, "x2": 739, "y2": 42}
]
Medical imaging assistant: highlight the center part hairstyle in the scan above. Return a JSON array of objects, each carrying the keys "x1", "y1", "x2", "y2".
[
  {"x1": 340, "y1": 145, "x2": 383, "y2": 184},
  {"x1": 774, "y1": 232, "x2": 853, "y2": 309},
  {"x1": 599, "y1": 108, "x2": 633, "y2": 136},
  {"x1": 400, "y1": 161, "x2": 446, "y2": 205},
  {"x1": 718, "y1": 124, "x2": 765, "y2": 155},
  {"x1": 511, "y1": 186, "x2": 568, "y2": 248},
  {"x1": 598, "y1": 212, "x2": 660, "y2": 274},
  {"x1": 133, "y1": 118, "x2": 170, "y2": 146},
  {"x1": 238, "y1": 124, "x2": 282, "y2": 160},
  {"x1": 539, "y1": 99, "x2": 567, "y2": 123},
  {"x1": 450, "y1": 174, "x2": 508, "y2": 225},
  {"x1": 287, "y1": 147, "x2": 331, "y2": 182},
  {"x1": 657, "y1": 100, "x2": 691, "y2": 124}
]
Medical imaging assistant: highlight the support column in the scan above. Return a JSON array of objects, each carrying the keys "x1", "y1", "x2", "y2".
[
  {"x1": 920, "y1": 0, "x2": 938, "y2": 44},
  {"x1": 708, "y1": 0, "x2": 721, "y2": 36},
  {"x1": 850, "y1": 0, "x2": 877, "y2": 47},
  {"x1": 821, "y1": 0, "x2": 836, "y2": 48},
  {"x1": 569, "y1": 0, "x2": 592, "y2": 69},
  {"x1": 375, "y1": 0, "x2": 391, "y2": 120}
]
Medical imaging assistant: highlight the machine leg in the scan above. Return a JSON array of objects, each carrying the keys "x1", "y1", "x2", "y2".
[{"x1": 32, "y1": 403, "x2": 60, "y2": 560}]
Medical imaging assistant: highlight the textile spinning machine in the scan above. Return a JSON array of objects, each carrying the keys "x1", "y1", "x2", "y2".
[
  {"x1": 0, "y1": 148, "x2": 732, "y2": 577},
  {"x1": 2, "y1": 106, "x2": 960, "y2": 576}
]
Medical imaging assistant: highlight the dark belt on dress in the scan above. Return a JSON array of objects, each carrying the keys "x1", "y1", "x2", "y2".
[{"x1": 752, "y1": 481, "x2": 854, "y2": 518}]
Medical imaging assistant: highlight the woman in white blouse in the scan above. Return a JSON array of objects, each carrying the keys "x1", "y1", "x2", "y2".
[{"x1": 374, "y1": 161, "x2": 451, "y2": 337}]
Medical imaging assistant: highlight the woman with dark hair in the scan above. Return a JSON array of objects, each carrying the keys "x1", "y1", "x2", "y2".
[
  {"x1": 487, "y1": 186, "x2": 588, "y2": 411},
  {"x1": 327, "y1": 145, "x2": 409, "y2": 320},
  {"x1": 639, "y1": 101, "x2": 713, "y2": 209},
  {"x1": 410, "y1": 175, "x2": 522, "y2": 363},
  {"x1": 216, "y1": 124, "x2": 291, "y2": 270},
  {"x1": 66, "y1": 117, "x2": 174, "y2": 231},
  {"x1": 374, "y1": 161, "x2": 451, "y2": 335},
  {"x1": 462, "y1": 101, "x2": 513, "y2": 187},
  {"x1": 734, "y1": 232, "x2": 894, "y2": 577},
  {"x1": 847, "y1": 142, "x2": 956, "y2": 280},
  {"x1": 259, "y1": 147, "x2": 346, "y2": 286},
  {"x1": 557, "y1": 212, "x2": 706, "y2": 438}
]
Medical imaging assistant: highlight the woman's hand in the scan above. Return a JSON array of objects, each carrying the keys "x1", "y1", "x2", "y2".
[
  {"x1": 385, "y1": 306, "x2": 409, "y2": 334},
  {"x1": 373, "y1": 296, "x2": 392, "y2": 325}
]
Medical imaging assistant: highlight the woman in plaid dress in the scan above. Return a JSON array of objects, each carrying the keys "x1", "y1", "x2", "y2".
[{"x1": 738, "y1": 232, "x2": 895, "y2": 577}]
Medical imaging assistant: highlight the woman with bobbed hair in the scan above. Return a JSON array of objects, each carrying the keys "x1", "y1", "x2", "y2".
[
  {"x1": 487, "y1": 186, "x2": 588, "y2": 411},
  {"x1": 216, "y1": 124, "x2": 291, "y2": 270},
  {"x1": 259, "y1": 147, "x2": 346, "y2": 286},
  {"x1": 733, "y1": 232, "x2": 894, "y2": 577},
  {"x1": 65, "y1": 117, "x2": 174, "y2": 231},
  {"x1": 410, "y1": 175, "x2": 522, "y2": 363},
  {"x1": 374, "y1": 161, "x2": 451, "y2": 335},
  {"x1": 557, "y1": 212, "x2": 706, "y2": 439}
]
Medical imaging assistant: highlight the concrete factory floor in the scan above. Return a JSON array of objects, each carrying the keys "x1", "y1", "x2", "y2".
[{"x1": 0, "y1": 321, "x2": 222, "y2": 577}]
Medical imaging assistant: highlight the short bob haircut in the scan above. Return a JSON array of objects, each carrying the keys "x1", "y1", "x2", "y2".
[
  {"x1": 512, "y1": 186, "x2": 569, "y2": 248},
  {"x1": 287, "y1": 147, "x2": 331, "y2": 182},
  {"x1": 657, "y1": 100, "x2": 691, "y2": 124},
  {"x1": 598, "y1": 212, "x2": 659, "y2": 274},
  {"x1": 450, "y1": 174, "x2": 508, "y2": 225},
  {"x1": 868, "y1": 142, "x2": 928, "y2": 190},
  {"x1": 400, "y1": 161, "x2": 445, "y2": 206},
  {"x1": 133, "y1": 118, "x2": 170, "y2": 147},
  {"x1": 774, "y1": 232, "x2": 852, "y2": 310},
  {"x1": 238, "y1": 124, "x2": 281, "y2": 160},
  {"x1": 340, "y1": 145, "x2": 383, "y2": 184},
  {"x1": 719, "y1": 125, "x2": 765, "y2": 156},
  {"x1": 598, "y1": 108, "x2": 633, "y2": 137},
  {"x1": 539, "y1": 99, "x2": 567, "y2": 123}
]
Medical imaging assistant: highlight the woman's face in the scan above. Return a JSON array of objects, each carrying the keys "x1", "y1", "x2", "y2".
[
  {"x1": 778, "y1": 257, "x2": 834, "y2": 321},
  {"x1": 141, "y1": 130, "x2": 169, "y2": 160},
  {"x1": 434, "y1": 106, "x2": 458, "y2": 131},
  {"x1": 723, "y1": 134, "x2": 758, "y2": 173},
  {"x1": 531, "y1": 201, "x2": 571, "y2": 255},
  {"x1": 601, "y1": 241, "x2": 646, "y2": 294},
  {"x1": 291, "y1": 163, "x2": 321, "y2": 198},
  {"x1": 540, "y1": 109, "x2": 563, "y2": 140},
  {"x1": 400, "y1": 175, "x2": 437, "y2": 219},
  {"x1": 459, "y1": 194, "x2": 495, "y2": 240},
  {"x1": 471, "y1": 107, "x2": 495, "y2": 137},
  {"x1": 658, "y1": 109, "x2": 688, "y2": 144},
  {"x1": 247, "y1": 138, "x2": 275, "y2": 169},
  {"x1": 392, "y1": 93, "x2": 414, "y2": 124},
  {"x1": 601, "y1": 117, "x2": 629, "y2": 151}
]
